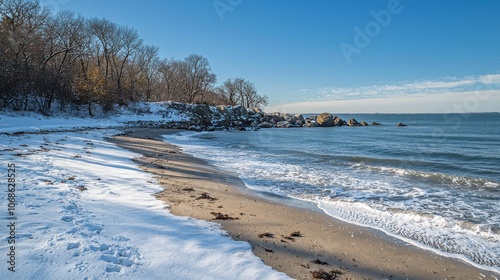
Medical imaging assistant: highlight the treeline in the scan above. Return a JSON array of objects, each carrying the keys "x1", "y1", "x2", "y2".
[{"x1": 0, "y1": 0, "x2": 268, "y2": 115}]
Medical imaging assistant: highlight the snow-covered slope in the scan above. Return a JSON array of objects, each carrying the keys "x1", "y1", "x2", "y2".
[
  {"x1": 0, "y1": 109, "x2": 289, "y2": 279},
  {"x1": 0, "y1": 102, "x2": 189, "y2": 134}
]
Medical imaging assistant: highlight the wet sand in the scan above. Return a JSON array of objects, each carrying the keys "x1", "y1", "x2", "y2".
[{"x1": 109, "y1": 128, "x2": 499, "y2": 280}]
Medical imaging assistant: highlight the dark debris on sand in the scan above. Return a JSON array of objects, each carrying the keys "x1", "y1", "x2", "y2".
[
  {"x1": 281, "y1": 235, "x2": 295, "y2": 242},
  {"x1": 310, "y1": 269, "x2": 343, "y2": 280},
  {"x1": 311, "y1": 258, "x2": 329, "y2": 265},
  {"x1": 258, "y1": 232, "x2": 275, "y2": 238},
  {"x1": 264, "y1": 247, "x2": 274, "y2": 253},
  {"x1": 196, "y1": 193, "x2": 218, "y2": 201},
  {"x1": 210, "y1": 212, "x2": 239, "y2": 220}
]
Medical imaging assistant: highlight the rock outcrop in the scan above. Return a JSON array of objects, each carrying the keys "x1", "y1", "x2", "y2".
[
  {"x1": 333, "y1": 116, "x2": 345, "y2": 126},
  {"x1": 316, "y1": 113, "x2": 335, "y2": 127},
  {"x1": 130, "y1": 101, "x2": 404, "y2": 132},
  {"x1": 192, "y1": 104, "x2": 213, "y2": 125},
  {"x1": 347, "y1": 118, "x2": 361, "y2": 127}
]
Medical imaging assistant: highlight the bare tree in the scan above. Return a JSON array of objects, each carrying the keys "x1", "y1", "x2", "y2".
[
  {"x1": 87, "y1": 17, "x2": 118, "y2": 109},
  {"x1": 182, "y1": 54, "x2": 216, "y2": 103},
  {"x1": 158, "y1": 58, "x2": 184, "y2": 101},
  {"x1": 131, "y1": 44, "x2": 159, "y2": 101},
  {"x1": 156, "y1": 55, "x2": 216, "y2": 104},
  {"x1": 217, "y1": 78, "x2": 268, "y2": 108},
  {"x1": 1, "y1": 0, "x2": 263, "y2": 113},
  {"x1": 0, "y1": 0, "x2": 50, "y2": 110},
  {"x1": 218, "y1": 78, "x2": 240, "y2": 105},
  {"x1": 111, "y1": 25, "x2": 142, "y2": 103},
  {"x1": 36, "y1": 11, "x2": 89, "y2": 112}
]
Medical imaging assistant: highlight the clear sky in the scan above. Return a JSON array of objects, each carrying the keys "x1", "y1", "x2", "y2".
[{"x1": 44, "y1": 0, "x2": 500, "y2": 113}]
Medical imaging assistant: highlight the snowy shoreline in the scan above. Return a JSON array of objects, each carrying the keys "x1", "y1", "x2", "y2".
[
  {"x1": 0, "y1": 128, "x2": 288, "y2": 279},
  {"x1": 0, "y1": 108, "x2": 289, "y2": 279}
]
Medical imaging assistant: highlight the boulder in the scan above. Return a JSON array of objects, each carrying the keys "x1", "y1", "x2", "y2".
[
  {"x1": 276, "y1": 121, "x2": 291, "y2": 128},
  {"x1": 316, "y1": 113, "x2": 335, "y2": 127},
  {"x1": 166, "y1": 102, "x2": 189, "y2": 113},
  {"x1": 295, "y1": 114, "x2": 305, "y2": 122},
  {"x1": 251, "y1": 120, "x2": 260, "y2": 127},
  {"x1": 272, "y1": 114, "x2": 284, "y2": 123},
  {"x1": 280, "y1": 113, "x2": 293, "y2": 121},
  {"x1": 192, "y1": 104, "x2": 213, "y2": 124},
  {"x1": 216, "y1": 105, "x2": 230, "y2": 117},
  {"x1": 193, "y1": 104, "x2": 211, "y2": 116},
  {"x1": 252, "y1": 107, "x2": 264, "y2": 114},
  {"x1": 303, "y1": 122, "x2": 316, "y2": 128},
  {"x1": 396, "y1": 123, "x2": 407, "y2": 127},
  {"x1": 347, "y1": 118, "x2": 361, "y2": 126},
  {"x1": 371, "y1": 122, "x2": 382, "y2": 125},
  {"x1": 212, "y1": 119, "x2": 230, "y2": 128},
  {"x1": 232, "y1": 105, "x2": 248, "y2": 120},
  {"x1": 190, "y1": 117, "x2": 201, "y2": 125},
  {"x1": 360, "y1": 121, "x2": 369, "y2": 126},
  {"x1": 333, "y1": 116, "x2": 345, "y2": 126},
  {"x1": 261, "y1": 115, "x2": 271, "y2": 123},
  {"x1": 258, "y1": 122, "x2": 273, "y2": 128}
]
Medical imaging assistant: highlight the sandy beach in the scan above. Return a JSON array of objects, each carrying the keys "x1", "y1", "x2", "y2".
[{"x1": 109, "y1": 128, "x2": 499, "y2": 280}]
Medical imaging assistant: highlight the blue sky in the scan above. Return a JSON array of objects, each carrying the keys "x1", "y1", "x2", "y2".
[{"x1": 45, "y1": 0, "x2": 500, "y2": 113}]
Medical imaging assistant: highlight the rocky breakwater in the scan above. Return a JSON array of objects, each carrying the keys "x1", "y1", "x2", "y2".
[
  {"x1": 254, "y1": 112, "x2": 406, "y2": 129},
  {"x1": 166, "y1": 102, "x2": 261, "y2": 131},
  {"x1": 305, "y1": 113, "x2": 373, "y2": 128},
  {"x1": 125, "y1": 102, "x2": 406, "y2": 130},
  {"x1": 166, "y1": 103, "x2": 311, "y2": 131},
  {"x1": 256, "y1": 113, "x2": 407, "y2": 128}
]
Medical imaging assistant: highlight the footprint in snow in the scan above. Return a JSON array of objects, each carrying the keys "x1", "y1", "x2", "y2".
[
  {"x1": 105, "y1": 264, "x2": 121, "y2": 273},
  {"x1": 74, "y1": 261, "x2": 89, "y2": 272},
  {"x1": 90, "y1": 243, "x2": 142, "y2": 272},
  {"x1": 61, "y1": 216, "x2": 74, "y2": 223},
  {"x1": 67, "y1": 242, "x2": 81, "y2": 250}
]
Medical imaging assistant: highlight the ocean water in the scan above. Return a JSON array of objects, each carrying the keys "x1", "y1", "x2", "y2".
[{"x1": 163, "y1": 113, "x2": 500, "y2": 272}]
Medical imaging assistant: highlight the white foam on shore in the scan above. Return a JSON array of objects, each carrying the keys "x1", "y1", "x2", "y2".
[{"x1": 315, "y1": 200, "x2": 500, "y2": 273}]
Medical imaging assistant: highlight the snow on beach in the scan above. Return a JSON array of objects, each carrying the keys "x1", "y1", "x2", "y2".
[{"x1": 0, "y1": 106, "x2": 289, "y2": 279}]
